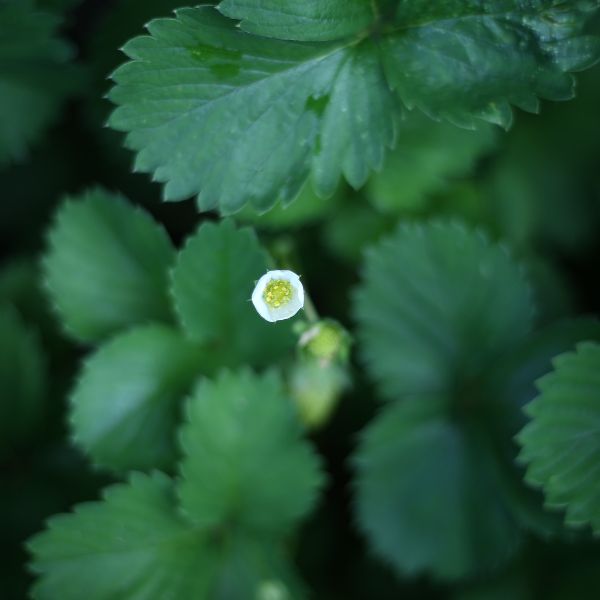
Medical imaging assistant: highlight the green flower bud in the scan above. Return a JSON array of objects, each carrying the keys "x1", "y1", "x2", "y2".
[
  {"x1": 290, "y1": 360, "x2": 349, "y2": 429},
  {"x1": 298, "y1": 319, "x2": 351, "y2": 365},
  {"x1": 256, "y1": 580, "x2": 290, "y2": 600}
]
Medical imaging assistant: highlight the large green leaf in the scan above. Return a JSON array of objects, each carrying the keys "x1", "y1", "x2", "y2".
[
  {"x1": 28, "y1": 472, "x2": 304, "y2": 600},
  {"x1": 383, "y1": 1, "x2": 600, "y2": 128},
  {"x1": 88, "y1": 0, "x2": 186, "y2": 79},
  {"x1": 28, "y1": 472, "x2": 213, "y2": 600},
  {"x1": 354, "y1": 397, "x2": 522, "y2": 580},
  {"x1": 518, "y1": 342, "x2": 600, "y2": 533},
  {"x1": 44, "y1": 188, "x2": 175, "y2": 343},
  {"x1": 353, "y1": 221, "x2": 533, "y2": 401},
  {"x1": 353, "y1": 319, "x2": 600, "y2": 581},
  {"x1": 351, "y1": 222, "x2": 552, "y2": 579},
  {"x1": 178, "y1": 370, "x2": 324, "y2": 536},
  {"x1": 109, "y1": 7, "x2": 394, "y2": 213},
  {"x1": 70, "y1": 325, "x2": 204, "y2": 472},
  {"x1": 0, "y1": 305, "x2": 46, "y2": 453},
  {"x1": 171, "y1": 220, "x2": 295, "y2": 367},
  {"x1": 218, "y1": 0, "x2": 374, "y2": 42},
  {"x1": 108, "y1": 3, "x2": 599, "y2": 213},
  {"x1": 0, "y1": 1, "x2": 79, "y2": 165}
]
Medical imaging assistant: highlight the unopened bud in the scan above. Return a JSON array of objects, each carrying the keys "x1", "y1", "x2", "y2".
[
  {"x1": 290, "y1": 360, "x2": 349, "y2": 429},
  {"x1": 256, "y1": 580, "x2": 290, "y2": 600},
  {"x1": 298, "y1": 319, "x2": 350, "y2": 365}
]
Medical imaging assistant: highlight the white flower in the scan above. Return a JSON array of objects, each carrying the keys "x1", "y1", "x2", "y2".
[{"x1": 251, "y1": 270, "x2": 304, "y2": 322}]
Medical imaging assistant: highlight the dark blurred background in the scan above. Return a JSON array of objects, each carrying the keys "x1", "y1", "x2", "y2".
[{"x1": 1, "y1": 1, "x2": 600, "y2": 599}]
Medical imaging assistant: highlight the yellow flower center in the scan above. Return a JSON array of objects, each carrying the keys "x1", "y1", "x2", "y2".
[{"x1": 263, "y1": 279, "x2": 293, "y2": 308}]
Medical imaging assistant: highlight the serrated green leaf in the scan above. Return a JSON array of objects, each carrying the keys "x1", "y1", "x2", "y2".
[
  {"x1": 218, "y1": 0, "x2": 374, "y2": 42},
  {"x1": 88, "y1": 0, "x2": 186, "y2": 82},
  {"x1": 354, "y1": 397, "x2": 522, "y2": 580},
  {"x1": 383, "y1": 0, "x2": 600, "y2": 128},
  {"x1": 0, "y1": 1, "x2": 80, "y2": 165},
  {"x1": 486, "y1": 318, "x2": 600, "y2": 438},
  {"x1": 356, "y1": 316, "x2": 600, "y2": 582},
  {"x1": 171, "y1": 219, "x2": 295, "y2": 367},
  {"x1": 310, "y1": 39, "x2": 396, "y2": 197},
  {"x1": 28, "y1": 471, "x2": 304, "y2": 600},
  {"x1": 367, "y1": 113, "x2": 497, "y2": 213},
  {"x1": 0, "y1": 305, "x2": 46, "y2": 452},
  {"x1": 70, "y1": 325, "x2": 204, "y2": 472},
  {"x1": 108, "y1": 3, "x2": 599, "y2": 212},
  {"x1": 85, "y1": 0, "x2": 188, "y2": 173},
  {"x1": 28, "y1": 472, "x2": 214, "y2": 600},
  {"x1": 482, "y1": 318, "x2": 600, "y2": 539},
  {"x1": 518, "y1": 342, "x2": 600, "y2": 533},
  {"x1": 108, "y1": 7, "x2": 394, "y2": 213},
  {"x1": 353, "y1": 221, "x2": 533, "y2": 401},
  {"x1": 472, "y1": 319, "x2": 600, "y2": 538},
  {"x1": 44, "y1": 188, "x2": 175, "y2": 343},
  {"x1": 178, "y1": 370, "x2": 324, "y2": 536},
  {"x1": 235, "y1": 182, "x2": 339, "y2": 230}
]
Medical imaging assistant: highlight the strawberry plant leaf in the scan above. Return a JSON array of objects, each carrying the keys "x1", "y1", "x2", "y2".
[
  {"x1": 383, "y1": 0, "x2": 600, "y2": 128},
  {"x1": 70, "y1": 325, "x2": 204, "y2": 472},
  {"x1": 218, "y1": 0, "x2": 374, "y2": 42},
  {"x1": 354, "y1": 396, "x2": 522, "y2": 579},
  {"x1": 109, "y1": 7, "x2": 394, "y2": 213},
  {"x1": 483, "y1": 318, "x2": 600, "y2": 538},
  {"x1": 353, "y1": 221, "x2": 533, "y2": 401},
  {"x1": 170, "y1": 220, "x2": 295, "y2": 367},
  {"x1": 518, "y1": 342, "x2": 600, "y2": 533},
  {"x1": 44, "y1": 188, "x2": 175, "y2": 343},
  {"x1": 178, "y1": 370, "x2": 324, "y2": 536},
  {"x1": 108, "y1": 3, "x2": 599, "y2": 212},
  {"x1": 28, "y1": 472, "x2": 305, "y2": 600}
]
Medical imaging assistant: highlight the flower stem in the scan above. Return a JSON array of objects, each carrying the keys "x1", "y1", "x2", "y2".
[{"x1": 303, "y1": 292, "x2": 319, "y2": 324}]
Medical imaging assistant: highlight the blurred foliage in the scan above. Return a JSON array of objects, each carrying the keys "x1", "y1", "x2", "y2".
[
  {"x1": 0, "y1": 0, "x2": 82, "y2": 166},
  {"x1": 1, "y1": 1, "x2": 600, "y2": 599}
]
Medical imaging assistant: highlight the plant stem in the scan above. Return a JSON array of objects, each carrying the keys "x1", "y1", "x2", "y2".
[{"x1": 303, "y1": 292, "x2": 319, "y2": 323}]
